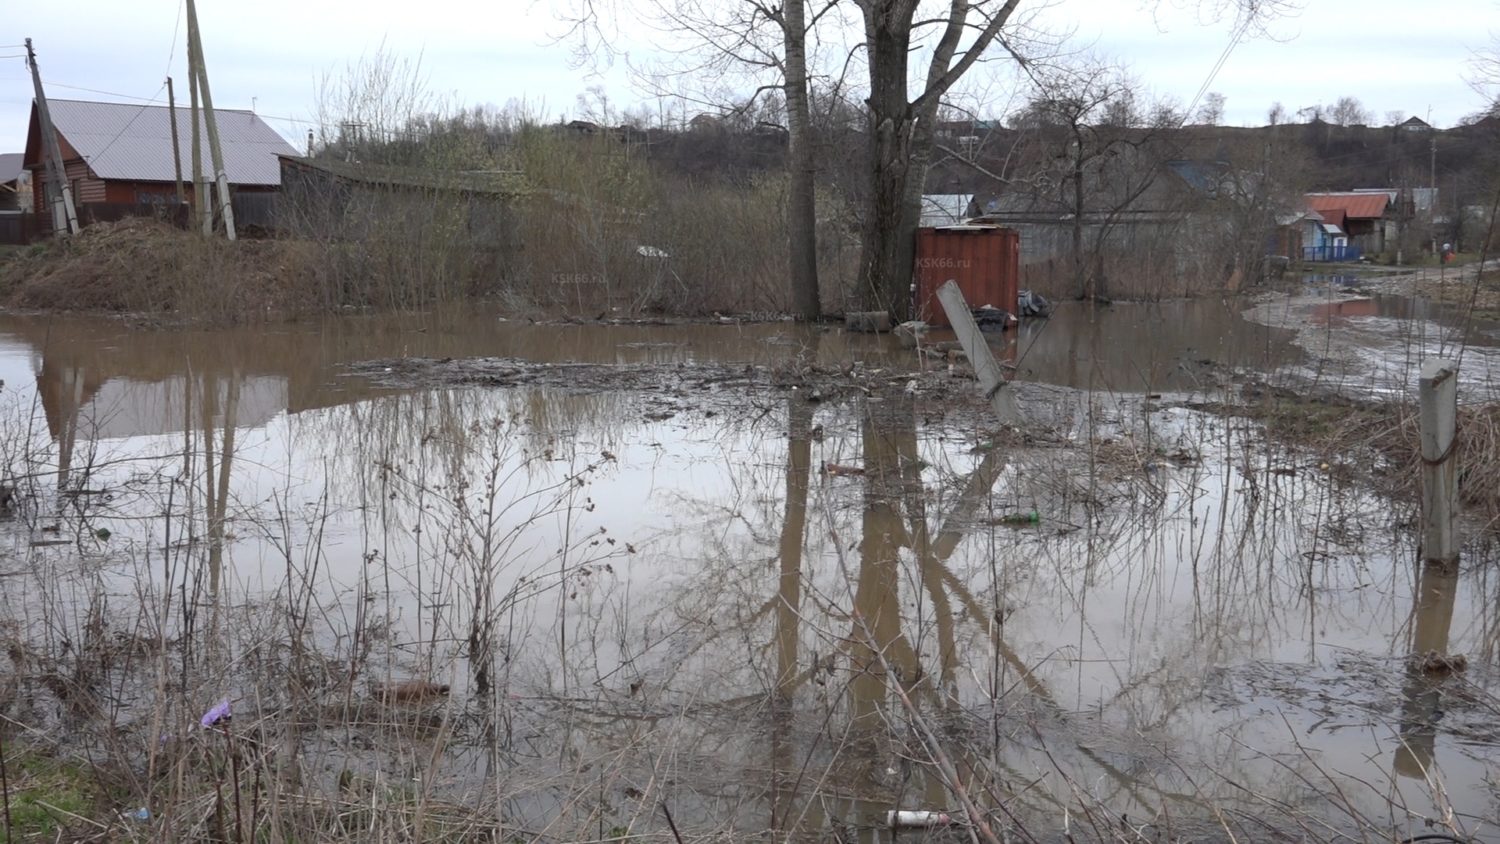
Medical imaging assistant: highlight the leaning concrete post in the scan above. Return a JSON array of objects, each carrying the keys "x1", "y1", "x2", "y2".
[
  {"x1": 935, "y1": 280, "x2": 1020, "y2": 426},
  {"x1": 1418, "y1": 359, "x2": 1459, "y2": 573}
]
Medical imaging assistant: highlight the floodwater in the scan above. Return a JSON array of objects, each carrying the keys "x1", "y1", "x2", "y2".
[
  {"x1": 1246, "y1": 285, "x2": 1500, "y2": 402},
  {"x1": 0, "y1": 296, "x2": 1498, "y2": 841}
]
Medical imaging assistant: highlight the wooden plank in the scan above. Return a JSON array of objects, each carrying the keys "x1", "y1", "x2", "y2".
[
  {"x1": 1418, "y1": 358, "x2": 1459, "y2": 571},
  {"x1": 935, "y1": 280, "x2": 1020, "y2": 426}
]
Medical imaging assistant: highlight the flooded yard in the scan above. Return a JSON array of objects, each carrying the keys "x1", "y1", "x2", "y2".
[{"x1": 1, "y1": 294, "x2": 1499, "y2": 841}]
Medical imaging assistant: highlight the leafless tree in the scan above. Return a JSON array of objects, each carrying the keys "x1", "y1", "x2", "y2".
[
  {"x1": 1009, "y1": 63, "x2": 1178, "y2": 300},
  {"x1": 1267, "y1": 101, "x2": 1286, "y2": 126},
  {"x1": 780, "y1": 0, "x2": 824, "y2": 319},
  {"x1": 559, "y1": 0, "x2": 1295, "y2": 319},
  {"x1": 845, "y1": 0, "x2": 1296, "y2": 316},
  {"x1": 852, "y1": 0, "x2": 1028, "y2": 315},
  {"x1": 1468, "y1": 35, "x2": 1500, "y2": 116},
  {"x1": 1385, "y1": 110, "x2": 1407, "y2": 127},
  {"x1": 558, "y1": 0, "x2": 833, "y2": 320},
  {"x1": 1329, "y1": 95, "x2": 1371, "y2": 126},
  {"x1": 1196, "y1": 91, "x2": 1226, "y2": 126}
]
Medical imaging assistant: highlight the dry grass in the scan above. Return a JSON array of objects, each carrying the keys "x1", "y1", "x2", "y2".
[
  {"x1": 1237, "y1": 385, "x2": 1500, "y2": 529},
  {"x1": 0, "y1": 171, "x2": 843, "y2": 324},
  {"x1": 0, "y1": 219, "x2": 323, "y2": 323}
]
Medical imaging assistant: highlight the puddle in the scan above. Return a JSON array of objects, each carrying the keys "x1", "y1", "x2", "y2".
[
  {"x1": 0, "y1": 303, "x2": 1495, "y2": 840},
  {"x1": 1244, "y1": 288, "x2": 1500, "y2": 402}
]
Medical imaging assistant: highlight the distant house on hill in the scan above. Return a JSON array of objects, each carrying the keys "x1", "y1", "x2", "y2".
[
  {"x1": 22, "y1": 98, "x2": 298, "y2": 229},
  {"x1": 1399, "y1": 115, "x2": 1432, "y2": 133}
]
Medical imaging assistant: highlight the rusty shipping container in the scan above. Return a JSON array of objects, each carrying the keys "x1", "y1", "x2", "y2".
[{"x1": 912, "y1": 225, "x2": 1019, "y2": 328}]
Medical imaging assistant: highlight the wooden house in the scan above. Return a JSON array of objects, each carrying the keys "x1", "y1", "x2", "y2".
[
  {"x1": 1305, "y1": 192, "x2": 1391, "y2": 257},
  {"x1": 23, "y1": 98, "x2": 298, "y2": 229}
]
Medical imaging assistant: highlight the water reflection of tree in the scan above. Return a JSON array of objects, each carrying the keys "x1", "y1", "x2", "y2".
[
  {"x1": 289, "y1": 386, "x2": 637, "y2": 505},
  {"x1": 655, "y1": 393, "x2": 1446, "y2": 835},
  {"x1": 751, "y1": 394, "x2": 1195, "y2": 833}
]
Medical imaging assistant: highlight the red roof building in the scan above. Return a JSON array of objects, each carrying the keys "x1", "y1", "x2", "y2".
[{"x1": 1305, "y1": 192, "x2": 1394, "y2": 255}]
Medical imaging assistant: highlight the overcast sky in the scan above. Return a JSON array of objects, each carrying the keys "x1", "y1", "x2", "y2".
[{"x1": 2, "y1": 0, "x2": 1495, "y2": 153}]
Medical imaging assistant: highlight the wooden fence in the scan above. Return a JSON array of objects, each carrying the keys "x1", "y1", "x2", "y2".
[{"x1": 0, "y1": 212, "x2": 40, "y2": 246}]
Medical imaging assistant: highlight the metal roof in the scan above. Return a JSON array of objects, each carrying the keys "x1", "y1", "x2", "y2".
[
  {"x1": 42, "y1": 99, "x2": 299, "y2": 186},
  {"x1": 0, "y1": 153, "x2": 23, "y2": 183},
  {"x1": 1307, "y1": 192, "x2": 1389, "y2": 220},
  {"x1": 1277, "y1": 209, "x2": 1323, "y2": 226},
  {"x1": 920, "y1": 193, "x2": 972, "y2": 226}
]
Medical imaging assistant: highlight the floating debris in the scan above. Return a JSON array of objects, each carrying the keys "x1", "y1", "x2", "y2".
[
  {"x1": 200, "y1": 698, "x2": 232, "y2": 729},
  {"x1": 888, "y1": 810, "x2": 953, "y2": 828}
]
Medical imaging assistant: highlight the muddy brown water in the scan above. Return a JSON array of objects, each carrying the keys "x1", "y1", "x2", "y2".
[
  {"x1": 1251, "y1": 279, "x2": 1500, "y2": 402},
  {"x1": 0, "y1": 299, "x2": 1497, "y2": 840}
]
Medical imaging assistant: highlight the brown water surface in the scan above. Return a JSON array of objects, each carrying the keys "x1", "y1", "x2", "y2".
[{"x1": 0, "y1": 300, "x2": 1495, "y2": 841}]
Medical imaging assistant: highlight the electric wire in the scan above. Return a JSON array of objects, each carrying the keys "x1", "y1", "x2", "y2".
[{"x1": 87, "y1": 83, "x2": 170, "y2": 163}]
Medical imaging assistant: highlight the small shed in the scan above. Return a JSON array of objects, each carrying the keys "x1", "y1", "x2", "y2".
[{"x1": 912, "y1": 225, "x2": 1019, "y2": 328}]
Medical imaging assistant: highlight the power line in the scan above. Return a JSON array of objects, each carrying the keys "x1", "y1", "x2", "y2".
[
  {"x1": 88, "y1": 83, "x2": 168, "y2": 163},
  {"x1": 165, "y1": 0, "x2": 183, "y2": 78},
  {"x1": 1181, "y1": 15, "x2": 1252, "y2": 126},
  {"x1": 43, "y1": 81, "x2": 164, "y2": 101},
  {"x1": 26, "y1": 79, "x2": 311, "y2": 126}
]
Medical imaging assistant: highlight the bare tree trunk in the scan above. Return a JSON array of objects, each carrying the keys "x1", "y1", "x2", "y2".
[
  {"x1": 1072, "y1": 151, "x2": 1086, "y2": 300},
  {"x1": 859, "y1": 121, "x2": 921, "y2": 317},
  {"x1": 856, "y1": 0, "x2": 1021, "y2": 319},
  {"x1": 784, "y1": 0, "x2": 821, "y2": 321},
  {"x1": 858, "y1": 10, "x2": 918, "y2": 317}
]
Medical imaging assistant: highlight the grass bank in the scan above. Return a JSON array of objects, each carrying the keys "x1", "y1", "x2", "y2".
[
  {"x1": 0, "y1": 220, "x2": 324, "y2": 323},
  {"x1": 1207, "y1": 381, "x2": 1500, "y2": 531}
]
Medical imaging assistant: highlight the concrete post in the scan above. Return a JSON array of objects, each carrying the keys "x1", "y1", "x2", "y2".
[
  {"x1": 1418, "y1": 358, "x2": 1459, "y2": 572},
  {"x1": 935, "y1": 280, "x2": 1020, "y2": 426}
]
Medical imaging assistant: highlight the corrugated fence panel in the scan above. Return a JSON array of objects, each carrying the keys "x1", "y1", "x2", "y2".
[{"x1": 912, "y1": 226, "x2": 1020, "y2": 327}]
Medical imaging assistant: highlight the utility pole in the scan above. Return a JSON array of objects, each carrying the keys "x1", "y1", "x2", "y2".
[
  {"x1": 188, "y1": 42, "x2": 208, "y2": 234},
  {"x1": 24, "y1": 38, "x2": 79, "y2": 236},
  {"x1": 166, "y1": 77, "x2": 186, "y2": 207},
  {"x1": 1430, "y1": 113, "x2": 1438, "y2": 259},
  {"x1": 185, "y1": 0, "x2": 236, "y2": 240}
]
